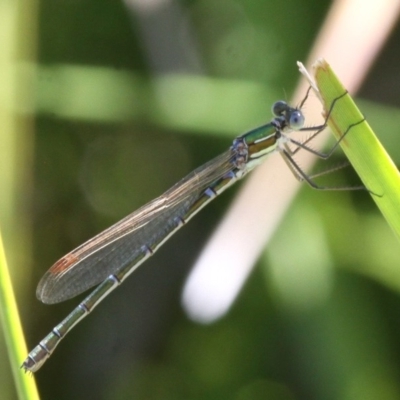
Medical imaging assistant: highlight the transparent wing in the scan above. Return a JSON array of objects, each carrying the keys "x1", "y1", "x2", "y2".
[{"x1": 37, "y1": 150, "x2": 235, "y2": 304}]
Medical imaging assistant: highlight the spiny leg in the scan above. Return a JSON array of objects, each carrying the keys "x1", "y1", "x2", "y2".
[
  {"x1": 306, "y1": 161, "x2": 351, "y2": 180},
  {"x1": 278, "y1": 89, "x2": 378, "y2": 193},
  {"x1": 282, "y1": 140, "x2": 354, "y2": 179},
  {"x1": 290, "y1": 90, "x2": 350, "y2": 157},
  {"x1": 280, "y1": 148, "x2": 366, "y2": 191},
  {"x1": 287, "y1": 118, "x2": 365, "y2": 159},
  {"x1": 298, "y1": 85, "x2": 313, "y2": 109}
]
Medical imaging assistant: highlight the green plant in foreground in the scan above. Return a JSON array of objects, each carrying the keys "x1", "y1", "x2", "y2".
[
  {"x1": 0, "y1": 232, "x2": 40, "y2": 400},
  {"x1": 299, "y1": 59, "x2": 400, "y2": 241}
]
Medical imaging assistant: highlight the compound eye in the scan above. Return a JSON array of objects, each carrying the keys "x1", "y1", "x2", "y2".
[
  {"x1": 272, "y1": 101, "x2": 288, "y2": 116},
  {"x1": 289, "y1": 110, "x2": 305, "y2": 129}
]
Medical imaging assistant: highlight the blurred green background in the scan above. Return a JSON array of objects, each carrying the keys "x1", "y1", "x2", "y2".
[{"x1": 2, "y1": 0, "x2": 400, "y2": 399}]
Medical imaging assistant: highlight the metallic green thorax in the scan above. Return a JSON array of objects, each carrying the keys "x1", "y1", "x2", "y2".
[
  {"x1": 243, "y1": 123, "x2": 279, "y2": 158},
  {"x1": 232, "y1": 122, "x2": 280, "y2": 172}
]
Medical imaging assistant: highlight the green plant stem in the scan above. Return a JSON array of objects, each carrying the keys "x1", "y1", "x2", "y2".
[
  {"x1": 300, "y1": 59, "x2": 400, "y2": 241},
  {"x1": 0, "y1": 232, "x2": 40, "y2": 400}
]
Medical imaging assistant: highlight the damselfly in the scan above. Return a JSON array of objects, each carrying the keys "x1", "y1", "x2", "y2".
[{"x1": 23, "y1": 89, "x2": 361, "y2": 372}]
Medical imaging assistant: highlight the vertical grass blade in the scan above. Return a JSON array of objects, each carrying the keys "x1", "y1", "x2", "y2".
[
  {"x1": 299, "y1": 59, "x2": 400, "y2": 241},
  {"x1": 0, "y1": 232, "x2": 40, "y2": 400}
]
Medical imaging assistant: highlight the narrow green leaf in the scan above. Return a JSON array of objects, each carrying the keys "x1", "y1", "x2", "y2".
[
  {"x1": 301, "y1": 59, "x2": 400, "y2": 240},
  {"x1": 0, "y1": 232, "x2": 40, "y2": 399}
]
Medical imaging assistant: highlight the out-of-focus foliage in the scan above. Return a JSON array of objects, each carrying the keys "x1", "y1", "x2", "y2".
[{"x1": 2, "y1": 0, "x2": 400, "y2": 399}]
